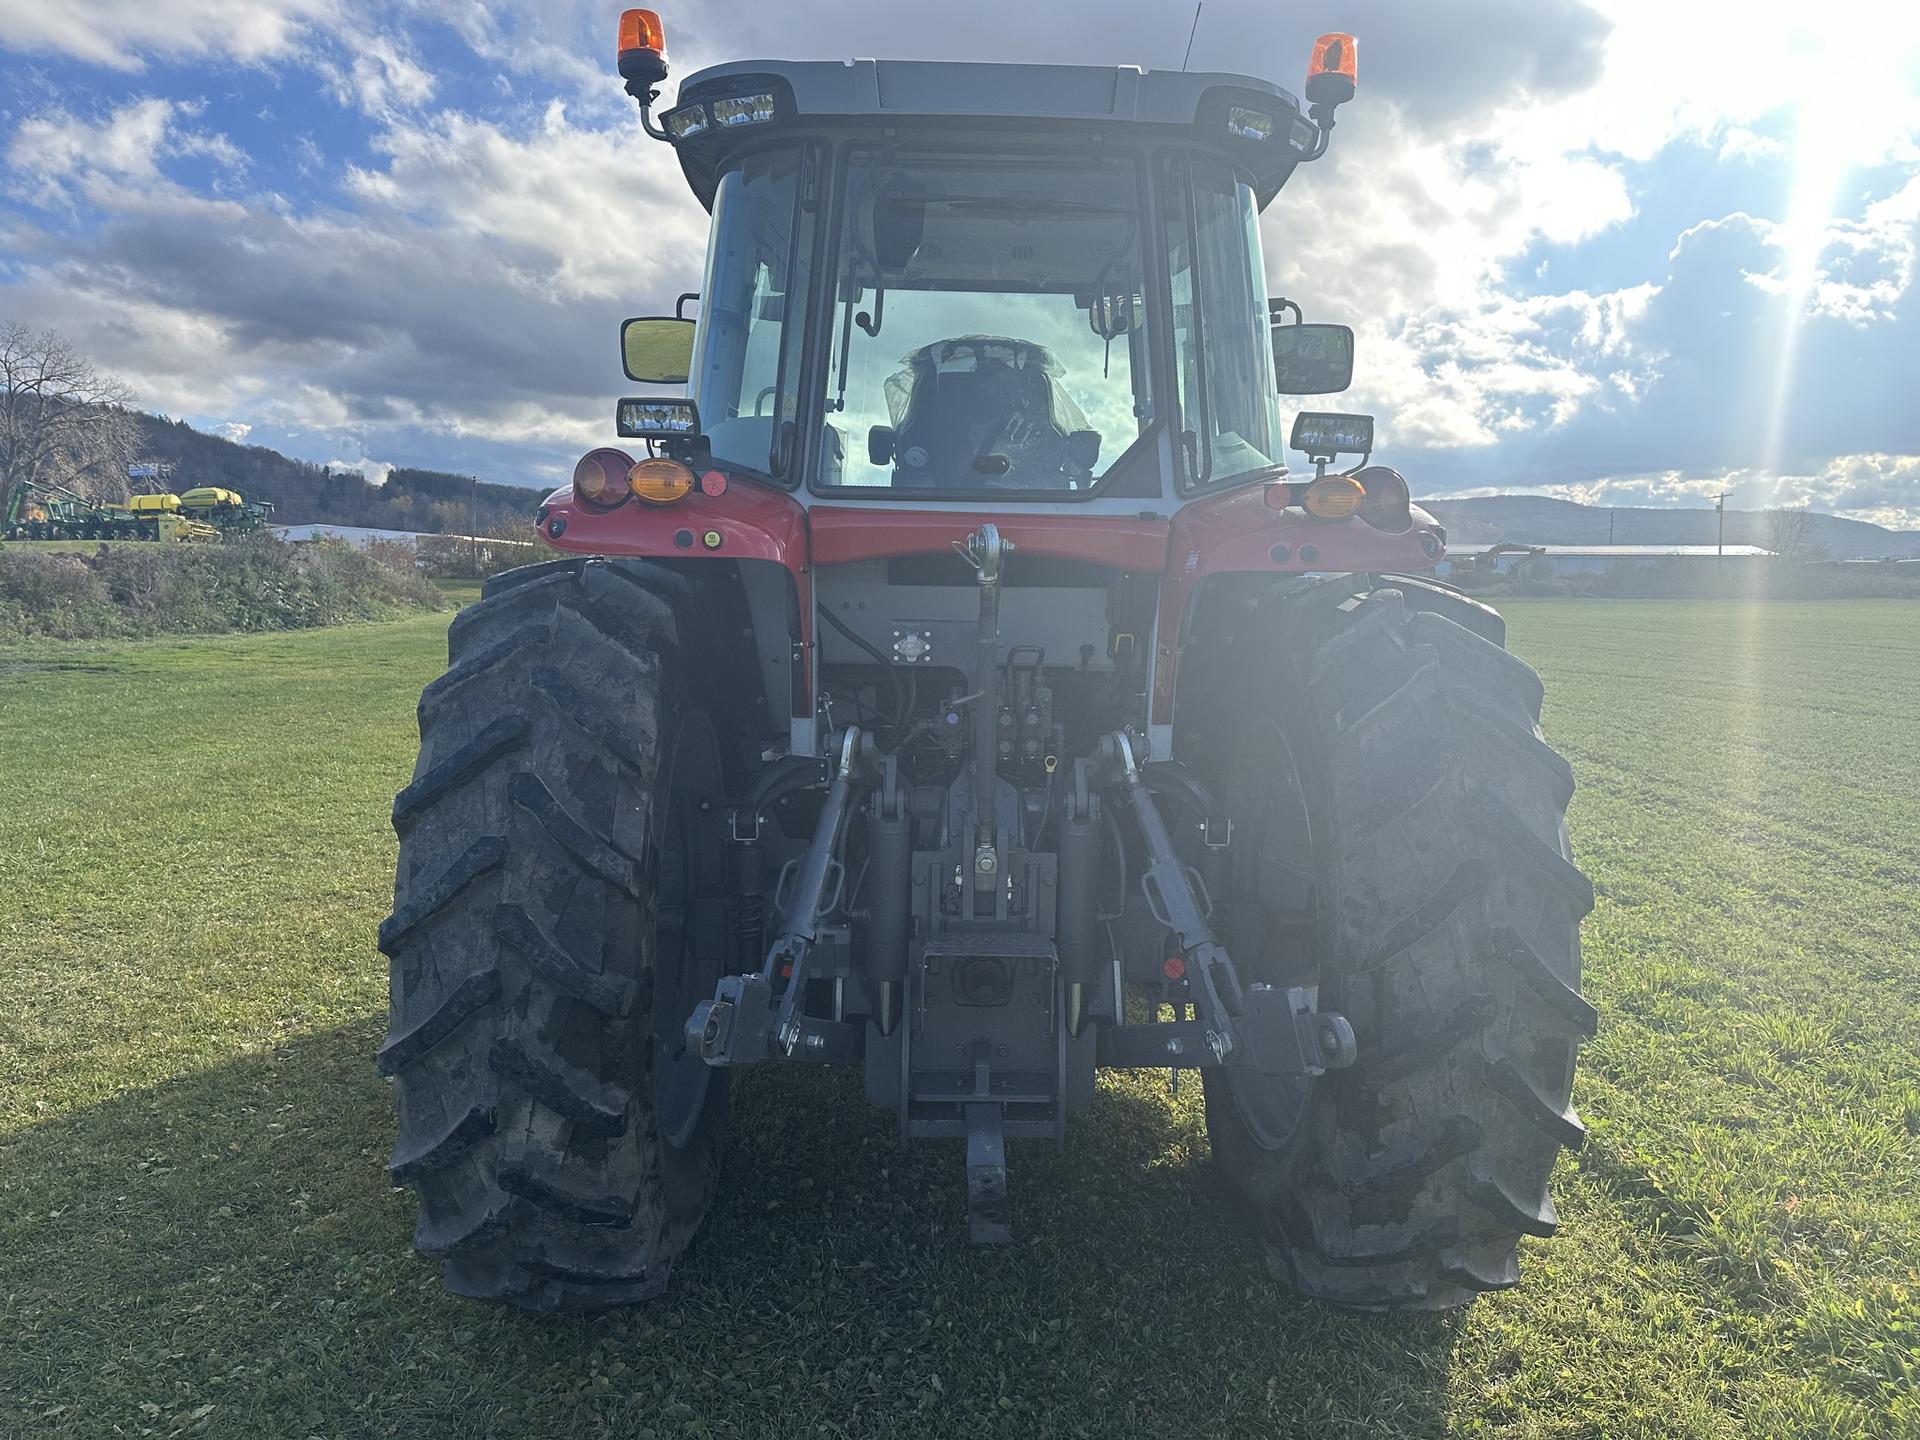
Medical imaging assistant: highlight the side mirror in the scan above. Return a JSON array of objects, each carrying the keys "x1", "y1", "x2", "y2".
[
  {"x1": 1271, "y1": 322, "x2": 1354, "y2": 395},
  {"x1": 868, "y1": 425, "x2": 896, "y2": 467},
  {"x1": 621, "y1": 316, "x2": 696, "y2": 384}
]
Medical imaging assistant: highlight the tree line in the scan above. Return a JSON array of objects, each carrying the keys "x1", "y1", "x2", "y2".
[
  {"x1": 132, "y1": 414, "x2": 540, "y2": 536},
  {"x1": 2, "y1": 321, "x2": 539, "y2": 538}
]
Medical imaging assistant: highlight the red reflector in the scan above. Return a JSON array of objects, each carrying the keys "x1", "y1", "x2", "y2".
[
  {"x1": 1162, "y1": 954, "x2": 1187, "y2": 980},
  {"x1": 1264, "y1": 482, "x2": 1294, "y2": 511},
  {"x1": 700, "y1": 469, "x2": 729, "y2": 497}
]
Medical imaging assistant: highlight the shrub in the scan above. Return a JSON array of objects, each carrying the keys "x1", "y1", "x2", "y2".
[
  {"x1": 415, "y1": 531, "x2": 543, "y2": 580},
  {"x1": 0, "y1": 536, "x2": 446, "y2": 640}
]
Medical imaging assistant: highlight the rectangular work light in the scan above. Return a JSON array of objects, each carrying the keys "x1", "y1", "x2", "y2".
[
  {"x1": 664, "y1": 103, "x2": 708, "y2": 139},
  {"x1": 1226, "y1": 106, "x2": 1275, "y2": 141},
  {"x1": 1289, "y1": 411, "x2": 1375, "y2": 459},
  {"x1": 617, "y1": 397, "x2": 701, "y2": 440},
  {"x1": 711, "y1": 92, "x2": 776, "y2": 127}
]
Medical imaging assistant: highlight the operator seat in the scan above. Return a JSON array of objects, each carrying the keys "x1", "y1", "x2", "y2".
[{"x1": 887, "y1": 337, "x2": 1098, "y2": 490}]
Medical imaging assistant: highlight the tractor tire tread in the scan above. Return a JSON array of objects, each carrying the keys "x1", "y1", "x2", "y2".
[
  {"x1": 1204, "y1": 578, "x2": 1591, "y2": 1311},
  {"x1": 382, "y1": 557, "x2": 725, "y2": 1311}
]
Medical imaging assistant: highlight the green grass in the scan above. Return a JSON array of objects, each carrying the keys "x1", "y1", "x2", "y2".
[
  {"x1": 2, "y1": 599, "x2": 1917, "y2": 1438},
  {"x1": 429, "y1": 577, "x2": 484, "y2": 607}
]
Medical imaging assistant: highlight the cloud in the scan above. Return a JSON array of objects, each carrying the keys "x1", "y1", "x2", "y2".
[
  {"x1": 328, "y1": 455, "x2": 394, "y2": 485},
  {"x1": 1530, "y1": 191, "x2": 1920, "y2": 479},
  {"x1": 213, "y1": 421, "x2": 253, "y2": 443},
  {"x1": 319, "y1": 33, "x2": 438, "y2": 117},
  {"x1": 7, "y1": 97, "x2": 248, "y2": 209},
  {"x1": 2, "y1": 90, "x2": 703, "y2": 466},
  {"x1": 0, "y1": 0, "x2": 341, "y2": 71}
]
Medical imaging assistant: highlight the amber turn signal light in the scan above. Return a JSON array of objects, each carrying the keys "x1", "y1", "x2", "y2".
[
  {"x1": 1302, "y1": 475, "x2": 1366, "y2": 520},
  {"x1": 628, "y1": 457, "x2": 695, "y2": 505}
]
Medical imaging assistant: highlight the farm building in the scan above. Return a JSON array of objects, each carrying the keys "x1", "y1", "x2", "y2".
[
  {"x1": 271, "y1": 523, "x2": 538, "y2": 570},
  {"x1": 1437, "y1": 542, "x2": 1775, "y2": 579},
  {"x1": 272, "y1": 523, "x2": 434, "y2": 546}
]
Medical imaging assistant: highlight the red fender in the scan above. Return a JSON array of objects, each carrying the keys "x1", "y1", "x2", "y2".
[{"x1": 1151, "y1": 475, "x2": 1443, "y2": 722}]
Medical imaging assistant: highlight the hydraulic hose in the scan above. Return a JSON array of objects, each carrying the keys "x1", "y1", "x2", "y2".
[{"x1": 816, "y1": 604, "x2": 908, "y2": 743}]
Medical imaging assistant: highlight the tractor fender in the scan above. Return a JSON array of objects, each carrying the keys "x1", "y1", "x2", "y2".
[
  {"x1": 536, "y1": 477, "x2": 810, "y2": 578},
  {"x1": 1151, "y1": 481, "x2": 1445, "y2": 724}
]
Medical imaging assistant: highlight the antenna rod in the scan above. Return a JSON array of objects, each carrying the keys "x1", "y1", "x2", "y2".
[{"x1": 1182, "y1": 2, "x2": 1202, "y2": 71}]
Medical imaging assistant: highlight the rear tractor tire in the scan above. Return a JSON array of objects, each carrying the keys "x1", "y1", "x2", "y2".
[
  {"x1": 1200, "y1": 577, "x2": 1596, "y2": 1310},
  {"x1": 379, "y1": 557, "x2": 729, "y2": 1310}
]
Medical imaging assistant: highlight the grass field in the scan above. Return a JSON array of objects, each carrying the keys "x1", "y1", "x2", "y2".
[{"x1": 2, "y1": 599, "x2": 1917, "y2": 1439}]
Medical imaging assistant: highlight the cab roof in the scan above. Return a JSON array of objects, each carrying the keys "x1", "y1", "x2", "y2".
[{"x1": 667, "y1": 58, "x2": 1312, "y2": 209}]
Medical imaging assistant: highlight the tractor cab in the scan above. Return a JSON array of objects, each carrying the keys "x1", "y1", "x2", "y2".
[{"x1": 608, "y1": 34, "x2": 1362, "y2": 510}]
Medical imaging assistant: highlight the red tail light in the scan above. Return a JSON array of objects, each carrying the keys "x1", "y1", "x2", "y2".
[
  {"x1": 572, "y1": 448, "x2": 635, "y2": 509},
  {"x1": 1352, "y1": 465, "x2": 1411, "y2": 531}
]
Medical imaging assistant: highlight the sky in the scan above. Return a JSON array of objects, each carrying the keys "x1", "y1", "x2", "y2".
[{"x1": 1, "y1": 1, "x2": 1917, "y2": 524}]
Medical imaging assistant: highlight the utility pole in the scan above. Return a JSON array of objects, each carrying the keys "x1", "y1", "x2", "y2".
[
  {"x1": 470, "y1": 476, "x2": 481, "y2": 578},
  {"x1": 1608, "y1": 508, "x2": 1616, "y2": 546},
  {"x1": 1712, "y1": 491, "x2": 1729, "y2": 568}
]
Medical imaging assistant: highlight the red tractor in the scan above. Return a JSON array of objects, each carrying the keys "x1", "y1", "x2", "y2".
[{"x1": 381, "y1": 15, "x2": 1593, "y2": 1312}]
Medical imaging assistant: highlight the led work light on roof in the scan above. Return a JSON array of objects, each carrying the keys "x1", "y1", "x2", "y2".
[
  {"x1": 1226, "y1": 106, "x2": 1275, "y2": 142},
  {"x1": 712, "y1": 92, "x2": 777, "y2": 127},
  {"x1": 664, "y1": 104, "x2": 708, "y2": 139}
]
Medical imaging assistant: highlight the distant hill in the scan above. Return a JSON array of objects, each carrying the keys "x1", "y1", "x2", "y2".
[
  {"x1": 130, "y1": 414, "x2": 541, "y2": 535},
  {"x1": 1421, "y1": 495, "x2": 1920, "y2": 561}
]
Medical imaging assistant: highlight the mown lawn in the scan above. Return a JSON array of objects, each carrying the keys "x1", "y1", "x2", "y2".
[{"x1": 1, "y1": 599, "x2": 1916, "y2": 1439}]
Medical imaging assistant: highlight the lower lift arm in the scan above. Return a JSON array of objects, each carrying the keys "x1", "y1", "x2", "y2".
[
  {"x1": 689, "y1": 727, "x2": 867, "y2": 1066},
  {"x1": 1101, "y1": 731, "x2": 1357, "y2": 1077}
]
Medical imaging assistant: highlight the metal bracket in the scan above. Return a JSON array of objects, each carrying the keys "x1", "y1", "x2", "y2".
[
  {"x1": 687, "y1": 727, "x2": 867, "y2": 1066},
  {"x1": 1099, "y1": 994, "x2": 1354, "y2": 1074},
  {"x1": 965, "y1": 1100, "x2": 1011, "y2": 1244},
  {"x1": 689, "y1": 975, "x2": 863, "y2": 1066}
]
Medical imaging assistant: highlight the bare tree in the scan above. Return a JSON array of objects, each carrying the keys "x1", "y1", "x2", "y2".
[
  {"x1": 1763, "y1": 507, "x2": 1828, "y2": 564},
  {"x1": 0, "y1": 323, "x2": 142, "y2": 519}
]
